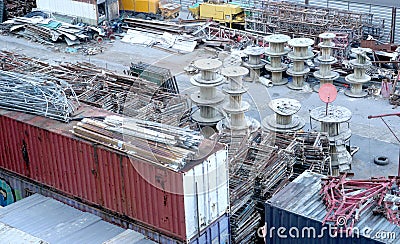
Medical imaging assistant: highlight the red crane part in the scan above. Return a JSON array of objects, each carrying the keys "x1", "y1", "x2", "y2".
[{"x1": 320, "y1": 174, "x2": 400, "y2": 234}]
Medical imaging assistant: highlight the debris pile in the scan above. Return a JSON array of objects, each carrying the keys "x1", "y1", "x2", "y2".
[
  {"x1": 228, "y1": 131, "x2": 294, "y2": 243},
  {"x1": 320, "y1": 173, "x2": 400, "y2": 233},
  {"x1": 72, "y1": 116, "x2": 203, "y2": 170},
  {"x1": 224, "y1": 130, "x2": 331, "y2": 243},
  {"x1": 244, "y1": 1, "x2": 384, "y2": 41},
  {"x1": 2, "y1": 16, "x2": 89, "y2": 45},
  {"x1": 275, "y1": 132, "x2": 331, "y2": 178},
  {"x1": 0, "y1": 51, "x2": 189, "y2": 125},
  {"x1": 121, "y1": 29, "x2": 197, "y2": 54},
  {"x1": 127, "y1": 61, "x2": 179, "y2": 94},
  {"x1": 5, "y1": 0, "x2": 36, "y2": 19},
  {"x1": 0, "y1": 70, "x2": 78, "y2": 122}
]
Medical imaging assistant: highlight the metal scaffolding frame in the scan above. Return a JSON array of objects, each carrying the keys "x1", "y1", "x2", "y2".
[{"x1": 244, "y1": 0, "x2": 382, "y2": 42}]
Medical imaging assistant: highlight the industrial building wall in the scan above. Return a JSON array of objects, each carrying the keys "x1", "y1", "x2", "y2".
[
  {"x1": 36, "y1": 0, "x2": 98, "y2": 24},
  {"x1": 106, "y1": 0, "x2": 120, "y2": 20}
]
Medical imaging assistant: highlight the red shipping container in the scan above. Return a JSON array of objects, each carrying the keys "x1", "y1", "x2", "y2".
[{"x1": 0, "y1": 107, "x2": 229, "y2": 242}]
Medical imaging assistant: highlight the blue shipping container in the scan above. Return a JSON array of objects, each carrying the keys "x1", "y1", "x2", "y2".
[
  {"x1": 189, "y1": 213, "x2": 230, "y2": 244},
  {"x1": 265, "y1": 171, "x2": 400, "y2": 244}
]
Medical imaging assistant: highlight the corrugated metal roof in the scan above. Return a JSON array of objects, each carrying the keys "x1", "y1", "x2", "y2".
[
  {"x1": 0, "y1": 194, "x2": 155, "y2": 244},
  {"x1": 268, "y1": 171, "x2": 400, "y2": 243},
  {"x1": 103, "y1": 229, "x2": 156, "y2": 244},
  {"x1": 0, "y1": 222, "x2": 48, "y2": 244}
]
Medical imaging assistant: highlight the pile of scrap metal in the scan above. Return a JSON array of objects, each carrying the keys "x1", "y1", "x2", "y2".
[
  {"x1": 0, "y1": 51, "x2": 189, "y2": 125},
  {"x1": 128, "y1": 94, "x2": 192, "y2": 127},
  {"x1": 227, "y1": 131, "x2": 294, "y2": 243},
  {"x1": 0, "y1": 70, "x2": 79, "y2": 122},
  {"x1": 320, "y1": 173, "x2": 400, "y2": 233},
  {"x1": 1, "y1": 15, "x2": 89, "y2": 45},
  {"x1": 72, "y1": 115, "x2": 203, "y2": 170},
  {"x1": 191, "y1": 21, "x2": 267, "y2": 48},
  {"x1": 390, "y1": 93, "x2": 400, "y2": 107},
  {"x1": 225, "y1": 130, "x2": 331, "y2": 243},
  {"x1": 120, "y1": 18, "x2": 204, "y2": 53},
  {"x1": 3, "y1": 0, "x2": 36, "y2": 19},
  {"x1": 127, "y1": 61, "x2": 179, "y2": 94},
  {"x1": 361, "y1": 41, "x2": 399, "y2": 76},
  {"x1": 244, "y1": 1, "x2": 384, "y2": 41},
  {"x1": 275, "y1": 132, "x2": 331, "y2": 179}
]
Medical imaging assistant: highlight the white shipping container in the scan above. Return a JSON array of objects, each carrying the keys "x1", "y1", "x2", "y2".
[{"x1": 183, "y1": 149, "x2": 229, "y2": 240}]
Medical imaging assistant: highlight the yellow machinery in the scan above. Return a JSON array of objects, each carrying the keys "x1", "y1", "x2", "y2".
[
  {"x1": 188, "y1": 2, "x2": 244, "y2": 27},
  {"x1": 120, "y1": 0, "x2": 181, "y2": 19}
]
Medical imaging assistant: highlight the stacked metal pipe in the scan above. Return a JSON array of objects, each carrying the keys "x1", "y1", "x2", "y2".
[
  {"x1": 226, "y1": 129, "x2": 331, "y2": 243},
  {"x1": 264, "y1": 34, "x2": 291, "y2": 85},
  {"x1": 275, "y1": 132, "x2": 331, "y2": 178},
  {"x1": 345, "y1": 47, "x2": 372, "y2": 97},
  {"x1": 313, "y1": 33, "x2": 339, "y2": 92},
  {"x1": 286, "y1": 38, "x2": 314, "y2": 90},
  {"x1": 229, "y1": 131, "x2": 294, "y2": 243},
  {"x1": 72, "y1": 116, "x2": 203, "y2": 170}
]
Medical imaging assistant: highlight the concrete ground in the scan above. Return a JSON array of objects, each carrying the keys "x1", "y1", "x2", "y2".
[{"x1": 1, "y1": 34, "x2": 399, "y2": 179}]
